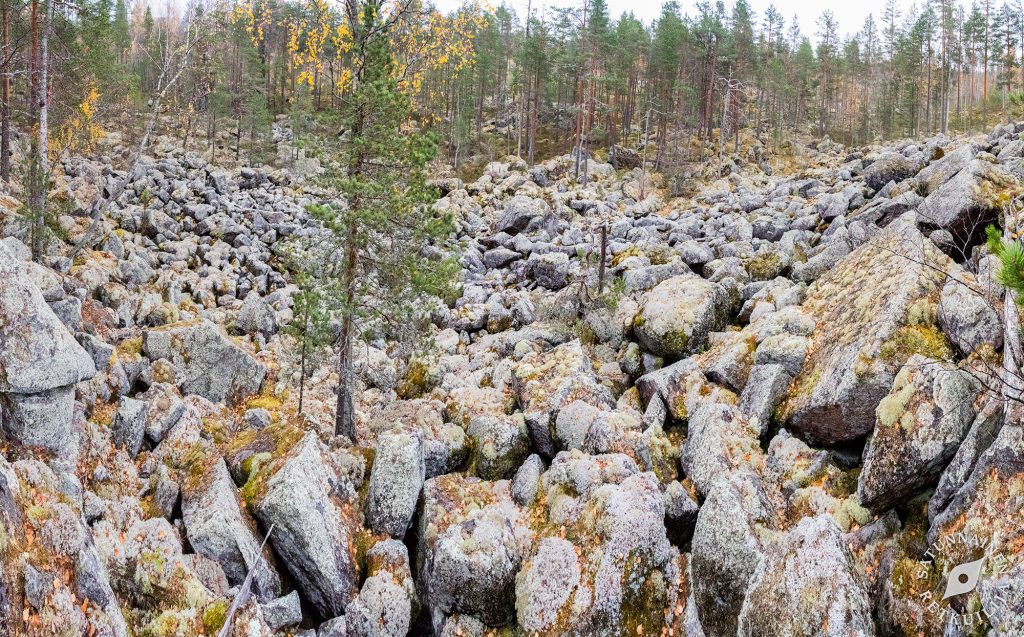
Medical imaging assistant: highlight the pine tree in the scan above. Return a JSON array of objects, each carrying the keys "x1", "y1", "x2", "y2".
[{"x1": 311, "y1": 0, "x2": 458, "y2": 439}]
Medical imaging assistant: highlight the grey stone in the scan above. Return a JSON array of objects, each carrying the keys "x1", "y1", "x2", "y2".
[
  {"x1": 691, "y1": 470, "x2": 778, "y2": 637},
  {"x1": 366, "y1": 429, "x2": 425, "y2": 539},
  {"x1": 262, "y1": 591, "x2": 302, "y2": 630},
  {"x1": 143, "y1": 319, "x2": 266, "y2": 405},
  {"x1": 938, "y1": 273, "x2": 1002, "y2": 356},
  {"x1": 0, "y1": 243, "x2": 97, "y2": 394},
  {"x1": 182, "y1": 458, "x2": 281, "y2": 600},
  {"x1": 252, "y1": 433, "x2": 358, "y2": 617},
  {"x1": 857, "y1": 355, "x2": 980, "y2": 511},
  {"x1": 634, "y1": 275, "x2": 730, "y2": 359},
  {"x1": 736, "y1": 516, "x2": 873, "y2": 637},
  {"x1": 511, "y1": 453, "x2": 543, "y2": 506},
  {"x1": 738, "y1": 364, "x2": 791, "y2": 435},
  {"x1": 112, "y1": 396, "x2": 148, "y2": 456}
]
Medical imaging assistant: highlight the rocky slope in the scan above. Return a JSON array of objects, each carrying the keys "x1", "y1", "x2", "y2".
[{"x1": 1, "y1": 120, "x2": 1024, "y2": 637}]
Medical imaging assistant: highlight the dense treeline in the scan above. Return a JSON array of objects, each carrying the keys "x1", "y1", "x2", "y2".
[{"x1": 9, "y1": 0, "x2": 1024, "y2": 184}]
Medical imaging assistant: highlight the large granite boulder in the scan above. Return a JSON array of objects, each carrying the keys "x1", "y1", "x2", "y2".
[
  {"x1": 857, "y1": 355, "x2": 980, "y2": 511},
  {"x1": 181, "y1": 457, "x2": 281, "y2": 601},
  {"x1": 918, "y1": 156, "x2": 1019, "y2": 238},
  {"x1": 737, "y1": 516, "x2": 874, "y2": 637},
  {"x1": 633, "y1": 275, "x2": 731, "y2": 359},
  {"x1": 417, "y1": 474, "x2": 533, "y2": 627},
  {"x1": 780, "y1": 213, "x2": 954, "y2": 445},
  {"x1": 691, "y1": 471, "x2": 778, "y2": 637},
  {"x1": 248, "y1": 433, "x2": 360, "y2": 617},
  {"x1": 143, "y1": 319, "x2": 266, "y2": 405},
  {"x1": 0, "y1": 243, "x2": 96, "y2": 456}
]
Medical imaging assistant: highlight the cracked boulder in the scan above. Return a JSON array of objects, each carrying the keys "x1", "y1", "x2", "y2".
[
  {"x1": 857, "y1": 355, "x2": 980, "y2": 511},
  {"x1": 0, "y1": 243, "x2": 96, "y2": 456}
]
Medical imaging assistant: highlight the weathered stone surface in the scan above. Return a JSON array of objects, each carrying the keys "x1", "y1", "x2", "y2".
[
  {"x1": 864, "y1": 152, "x2": 924, "y2": 190},
  {"x1": 634, "y1": 275, "x2": 730, "y2": 359},
  {"x1": 417, "y1": 475, "x2": 533, "y2": 627},
  {"x1": 918, "y1": 157, "x2": 1018, "y2": 235},
  {"x1": 250, "y1": 433, "x2": 360, "y2": 617},
  {"x1": 857, "y1": 355, "x2": 979, "y2": 511},
  {"x1": 511, "y1": 340, "x2": 613, "y2": 456},
  {"x1": 182, "y1": 457, "x2": 281, "y2": 600},
  {"x1": 681, "y1": 401, "x2": 764, "y2": 498},
  {"x1": 737, "y1": 516, "x2": 874, "y2": 637},
  {"x1": 691, "y1": 471, "x2": 778, "y2": 637},
  {"x1": 927, "y1": 419, "x2": 1024, "y2": 635},
  {"x1": 143, "y1": 319, "x2": 266, "y2": 405},
  {"x1": 780, "y1": 213, "x2": 953, "y2": 445},
  {"x1": 0, "y1": 243, "x2": 96, "y2": 393},
  {"x1": 937, "y1": 271, "x2": 1003, "y2": 356},
  {"x1": 366, "y1": 429, "x2": 425, "y2": 539}
]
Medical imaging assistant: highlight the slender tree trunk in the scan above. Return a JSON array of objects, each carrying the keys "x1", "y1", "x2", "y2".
[
  {"x1": 335, "y1": 220, "x2": 358, "y2": 440},
  {"x1": 1, "y1": 0, "x2": 10, "y2": 182}
]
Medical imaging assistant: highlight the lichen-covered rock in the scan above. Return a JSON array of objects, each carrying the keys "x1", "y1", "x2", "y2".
[
  {"x1": 518, "y1": 467, "x2": 679, "y2": 636},
  {"x1": 0, "y1": 243, "x2": 97, "y2": 394},
  {"x1": 864, "y1": 152, "x2": 924, "y2": 190},
  {"x1": 927, "y1": 416, "x2": 1024, "y2": 634},
  {"x1": 366, "y1": 429, "x2": 425, "y2": 539},
  {"x1": 762, "y1": 429, "x2": 830, "y2": 497},
  {"x1": 937, "y1": 271, "x2": 1002, "y2": 357},
  {"x1": 736, "y1": 516, "x2": 874, "y2": 637},
  {"x1": 857, "y1": 355, "x2": 979, "y2": 511},
  {"x1": 682, "y1": 401, "x2": 764, "y2": 498},
  {"x1": 738, "y1": 363, "x2": 791, "y2": 435},
  {"x1": 181, "y1": 457, "x2": 281, "y2": 600},
  {"x1": 417, "y1": 474, "x2": 534, "y2": 627},
  {"x1": 780, "y1": 212, "x2": 953, "y2": 445},
  {"x1": 511, "y1": 339, "x2": 613, "y2": 456},
  {"x1": 918, "y1": 156, "x2": 1019, "y2": 236},
  {"x1": 467, "y1": 413, "x2": 529, "y2": 480},
  {"x1": 0, "y1": 243, "x2": 96, "y2": 457},
  {"x1": 495, "y1": 194, "x2": 549, "y2": 234},
  {"x1": 142, "y1": 319, "x2": 266, "y2": 405},
  {"x1": 249, "y1": 432, "x2": 360, "y2": 617},
  {"x1": 930, "y1": 393, "x2": 1003, "y2": 522},
  {"x1": 633, "y1": 275, "x2": 730, "y2": 359},
  {"x1": 515, "y1": 537, "x2": 582, "y2": 633},
  {"x1": 237, "y1": 291, "x2": 278, "y2": 339},
  {"x1": 691, "y1": 470, "x2": 778, "y2": 637},
  {"x1": 112, "y1": 395, "x2": 148, "y2": 456}
]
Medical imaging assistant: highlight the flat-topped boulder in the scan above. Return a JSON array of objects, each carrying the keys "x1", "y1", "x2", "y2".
[{"x1": 143, "y1": 318, "x2": 266, "y2": 405}]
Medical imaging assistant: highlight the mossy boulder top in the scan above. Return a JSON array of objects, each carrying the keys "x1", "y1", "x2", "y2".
[{"x1": 780, "y1": 212, "x2": 953, "y2": 445}]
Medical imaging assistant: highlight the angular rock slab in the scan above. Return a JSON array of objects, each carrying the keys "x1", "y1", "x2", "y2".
[
  {"x1": 928, "y1": 420, "x2": 1024, "y2": 635},
  {"x1": 691, "y1": 470, "x2": 778, "y2": 637},
  {"x1": 0, "y1": 242, "x2": 96, "y2": 394},
  {"x1": 780, "y1": 212, "x2": 953, "y2": 445},
  {"x1": 143, "y1": 319, "x2": 266, "y2": 405},
  {"x1": 737, "y1": 516, "x2": 874, "y2": 637},
  {"x1": 857, "y1": 355, "x2": 979, "y2": 511},
  {"x1": 250, "y1": 432, "x2": 359, "y2": 618},
  {"x1": 417, "y1": 474, "x2": 533, "y2": 627},
  {"x1": 182, "y1": 457, "x2": 281, "y2": 601}
]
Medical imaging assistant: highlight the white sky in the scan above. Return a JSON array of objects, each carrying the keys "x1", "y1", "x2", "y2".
[{"x1": 433, "y1": 0, "x2": 898, "y2": 42}]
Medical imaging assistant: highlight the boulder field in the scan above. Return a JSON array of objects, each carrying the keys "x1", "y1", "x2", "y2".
[{"x1": 1, "y1": 122, "x2": 1024, "y2": 636}]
